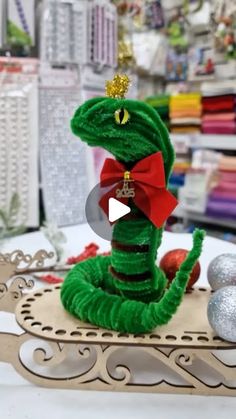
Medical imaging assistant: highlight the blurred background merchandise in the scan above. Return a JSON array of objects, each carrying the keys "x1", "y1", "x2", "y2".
[{"x1": 0, "y1": 0, "x2": 236, "y2": 242}]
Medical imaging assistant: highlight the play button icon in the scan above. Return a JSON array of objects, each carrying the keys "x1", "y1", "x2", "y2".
[
  {"x1": 108, "y1": 198, "x2": 131, "y2": 222},
  {"x1": 85, "y1": 182, "x2": 150, "y2": 242}
]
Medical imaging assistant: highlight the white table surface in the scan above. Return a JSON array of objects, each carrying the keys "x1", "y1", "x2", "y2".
[{"x1": 1, "y1": 224, "x2": 236, "y2": 418}]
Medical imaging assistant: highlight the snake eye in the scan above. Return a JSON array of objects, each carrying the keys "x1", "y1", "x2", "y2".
[{"x1": 114, "y1": 108, "x2": 130, "y2": 125}]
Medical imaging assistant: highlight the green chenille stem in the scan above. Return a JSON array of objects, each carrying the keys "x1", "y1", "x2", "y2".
[
  {"x1": 110, "y1": 217, "x2": 166, "y2": 302},
  {"x1": 61, "y1": 95, "x2": 205, "y2": 333},
  {"x1": 61, "y1": 229, "x2": 205, "y2": 333}
]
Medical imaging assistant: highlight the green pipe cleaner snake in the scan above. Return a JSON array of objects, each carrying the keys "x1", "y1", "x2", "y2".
[{"x1": 61, "y1": 78, "x2": 205, "y2": 334}]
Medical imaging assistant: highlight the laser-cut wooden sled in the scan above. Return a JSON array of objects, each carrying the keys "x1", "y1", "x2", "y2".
[{"x1": 1, "y1": 250, "x2": 236, "y2": 395}]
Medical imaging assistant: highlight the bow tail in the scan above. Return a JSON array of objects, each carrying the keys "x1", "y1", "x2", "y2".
[{"x1": 134, "y1": 185, "x2": 178, "y2": 228}]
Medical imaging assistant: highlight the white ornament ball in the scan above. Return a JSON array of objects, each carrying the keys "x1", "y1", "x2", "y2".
[
  {"x1": 207, "y1": 253, "x2": 236, "y2": 290},
  {"x1": 218, "y1": 22, "x2": 226, "y2": 32},
  {"x1": 207, "y1": 286, "x2": 236, "y2": 343}
]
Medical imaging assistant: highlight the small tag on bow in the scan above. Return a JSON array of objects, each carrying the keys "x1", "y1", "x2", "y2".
[{"x1": 115, "y1": 171, "x2": 135, "y2": 199}]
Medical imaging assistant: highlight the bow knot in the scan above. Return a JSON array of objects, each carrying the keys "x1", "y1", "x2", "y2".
[
  {"x1": 99, "y1": 152, "x2": 178, "y2": 228},
  {"x1": 124, "y1": 171, "x2": 131, "y2": 181}
]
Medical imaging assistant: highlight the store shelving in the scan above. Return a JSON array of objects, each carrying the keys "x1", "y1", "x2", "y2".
[
  {"x1": 171, "y1": 134, "x2": 236, "y2": 152},
  {"x1": 173, "y1": 206, "x2": 236, "y2": 230},
  {"x1": 171, "y1": 134, "x2": 236, "y2": 230}
]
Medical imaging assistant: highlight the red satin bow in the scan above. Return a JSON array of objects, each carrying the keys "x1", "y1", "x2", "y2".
[{"x1": 99, "y1": 152, "x2": 178, "y2": 228}]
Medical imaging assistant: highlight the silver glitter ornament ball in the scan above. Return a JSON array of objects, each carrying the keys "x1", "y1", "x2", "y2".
[
  {"x1": 207, "y1": 286, "x2": 236, "y2": 342},
  {"x1": 207, "y1": 253, "x2": 236, "y2": 290}
]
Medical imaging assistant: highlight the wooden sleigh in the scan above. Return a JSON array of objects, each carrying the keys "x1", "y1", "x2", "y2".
[{"x1": 1, "y1": 250, "x2": 236, "y2": 396}]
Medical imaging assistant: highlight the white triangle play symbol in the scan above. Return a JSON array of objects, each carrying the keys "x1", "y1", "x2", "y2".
[{"x1": 108, "y1": 198, "x2": 131, "y2": 222}]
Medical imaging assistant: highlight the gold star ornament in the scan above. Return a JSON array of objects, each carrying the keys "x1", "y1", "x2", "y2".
[{"x1": 105, "y1": 74, "x2": 130, "y2": 99}]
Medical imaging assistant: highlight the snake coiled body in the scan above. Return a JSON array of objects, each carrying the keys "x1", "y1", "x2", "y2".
[{"x1": 61, "y1": 94, "x2": 204, "y2": 333}]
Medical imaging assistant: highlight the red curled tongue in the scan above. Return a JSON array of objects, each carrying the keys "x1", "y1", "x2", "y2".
[{"x1": 99, "y1": 151, "x2": 178, "y2": 228}]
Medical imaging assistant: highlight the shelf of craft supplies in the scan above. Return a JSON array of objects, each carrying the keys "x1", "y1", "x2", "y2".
[
  {"x1": 171, "y1": 133, "x2": 236, "y2": 229},
  {"x1": 173, "y1": 206, "x2": 236, "y2": 230},
  {"x1": 171, "y1": 134, "x2": 236, "y2": 152}
]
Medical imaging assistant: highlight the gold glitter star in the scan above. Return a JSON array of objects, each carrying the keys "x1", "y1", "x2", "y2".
[{"x1": 105, "y1": 74, "x2": 130, "y2": 99}]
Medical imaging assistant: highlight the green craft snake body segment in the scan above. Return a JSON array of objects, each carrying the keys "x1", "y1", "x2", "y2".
[{"x1": 61, "y1": 96, "x2": 205, "y2": 333}]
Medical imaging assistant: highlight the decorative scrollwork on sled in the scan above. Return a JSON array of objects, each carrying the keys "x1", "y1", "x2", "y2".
[{"x1": 0, "y1": 249, "x2": 54, "y2": 312}]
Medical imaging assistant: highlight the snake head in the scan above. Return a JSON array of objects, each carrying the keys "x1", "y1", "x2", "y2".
[{"x1": 71, "y1": 97, "x2": 175, "y2": 181}]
